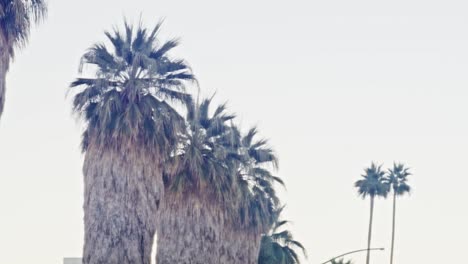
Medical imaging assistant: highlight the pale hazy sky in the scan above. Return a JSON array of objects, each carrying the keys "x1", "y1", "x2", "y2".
[{"x1": 1, "y1": 0, "x2": 468, "y2": 263}]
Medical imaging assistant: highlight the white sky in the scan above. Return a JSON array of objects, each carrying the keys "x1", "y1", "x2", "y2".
[{"x1": 1, "y1": 0, "x2": 468, "y2": 263}]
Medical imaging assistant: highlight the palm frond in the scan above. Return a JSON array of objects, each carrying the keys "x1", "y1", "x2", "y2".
[{"x1": 69, "y1": 20, "x2": 194, "y2": 155}]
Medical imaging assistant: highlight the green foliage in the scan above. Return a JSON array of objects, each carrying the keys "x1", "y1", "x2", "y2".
[
  {"x1": 164, "y1": 96, "x2": 282, "y2": 231},
  {"x1": 385, "y1": 163, "x2": 411, "y2": 196},
  {"x1": 258, "y1": 209, "x2": 307, "y2": 264},
  {"x1": 70, "y1": 21, "x2": 194, "y2": 154},
  {"x1": 0, "y1": 0, "x2": 47, "y2": 57},
  {"x1": 165, "y1": 96, "x2": 236, "y2": 201},
  {"x1": 330, "y1": 258, "x2": 353, "y2": 264},
  {"x1": 355, "y1": 162, "x2": 389, "y2": 199},
  {"x1": 233, "y1": 126, "x2": 282, "y2": 231}
]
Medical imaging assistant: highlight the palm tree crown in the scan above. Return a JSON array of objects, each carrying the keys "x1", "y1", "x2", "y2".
[
  {"x1": 386, "y1": 163, "x2": 411, "y2": 195},
  {"x1": 258, "y1": 209, "x2": 307, "y2": 264},
  {"x1": 164, "y1": 96, "x2": 236, "y2": 200},
  {"x1": 231, "y1": 126, "x2": 283, "y2": 232},
  {"x1": 70, "y1": 21, "x2": 194, "y2": 154},
  {"x1": 355, "y1": 163, "x2": 389, "y2": 199},
  {"x1": 0, "y1": 0, "x2": 47, "y2": 57}
]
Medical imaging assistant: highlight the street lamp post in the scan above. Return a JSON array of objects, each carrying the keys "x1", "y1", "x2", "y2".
[{"x1": 320, "y1": 248, "x2": 385, "y2": 264}]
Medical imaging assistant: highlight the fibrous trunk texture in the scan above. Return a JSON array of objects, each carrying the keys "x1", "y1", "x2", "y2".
[
  {"x1": 156, "y1": 192, "x2": 262, "y2": 264},
  {"x1": 0, "y1": 33, "x2": 10, "y2": 120},
  {"x1": 82, "y1": 143, "x2": 163, "y2": 264}
]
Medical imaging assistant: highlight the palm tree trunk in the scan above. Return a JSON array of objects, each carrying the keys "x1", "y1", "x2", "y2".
[
  {"x1": 156, "y1": 192, "x2": 262, "y2": 264},
  {"x1": 366, "y1": 196, "x2": 375, "y2": 264},
  {"x1": 82, "y1": 143, "x2": 163, "y2": 264},
  {"x1": 0, "y1": 33, "x2": 10, "y2": 120},
  {"x1": 390, "y1": 192, "x2": 397, "y2": 264}
]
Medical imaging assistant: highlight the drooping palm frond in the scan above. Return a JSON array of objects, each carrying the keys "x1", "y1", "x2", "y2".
[
  {"x1": 70, "y1": 21, "x2": 195, "y2": 155},
  {"x1": 226, "y1": 125, "x2": 283, "y2": 232},
  {"x1": 355, "y1": 162, "x2": 389, "y2": 199},
  {"x1": 164, "y1": 96, "x2": 236, "y2": 202},
  {"x1": 0, "y1": 0, "x2": 47, "y2": 57},
  {"x1": 258, "y1": 209, "x2": 307, "y2": 264}
]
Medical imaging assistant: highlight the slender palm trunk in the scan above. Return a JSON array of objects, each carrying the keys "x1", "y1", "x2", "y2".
[
  {"x1": 0, "y1": 33, "x2": 10, "y2": 120},
  {"x1": 156, "y1": 192, "x2": 262, "y2": 264},
  {"x1": 390, "y1": 192, "x2": 397, "y2": 264},
  {"x1": 82, "y1": 142, "x2": 163, "y2": 264},
  {"x1": 366, "y1": 196, "x2": 375, "y2": 264}
]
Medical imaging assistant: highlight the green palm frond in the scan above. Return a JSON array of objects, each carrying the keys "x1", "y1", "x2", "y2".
[
  {"x1": 230, "y1": 126, "x2": 283, "y2": 231},
  {"x1": 70, "y1": 20, "x2": 195, "y2": 154},
  {"x1": 165, "y1": 96, "x2": 235, "y2": 202},
  {"x1": 0, "y1": 0, "x2": 47, "y2": 57},
  {"x1": 258, "y1": 212, "x2": 307, "y2": 264}
]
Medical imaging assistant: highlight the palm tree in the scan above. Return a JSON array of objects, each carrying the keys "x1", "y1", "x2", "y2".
[
  {"x1": 69, "y1": 21, "x2": 194, "y2": 264},
  {"x1": 258, "y1": 210, "x2": 307, "y2": 264},
  {"x1": 385, "y1": 163, "x2": 411, "y2": 264},
  {"x1": 330, "y1": 259, "x2": 353, "y2": 264},
  {"x1": 157, "y1": 106, "x2": 282, "y2": 264},
  {"x1": 156, "y1": 97, "x2": 238, "y2": 263},
  {"x1": 354, "y1": 163, "x2": 389, "y2": 264},
  {"x1": 231, "y1": 126, "x2": 283, "y2": 263},
  {"x1": 0, "y1": 0, "x2": 47, "y2": 119}
]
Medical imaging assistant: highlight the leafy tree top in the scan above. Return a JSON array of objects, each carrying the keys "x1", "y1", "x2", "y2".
[
  {"x1": 355, "y1": 162, "x2": 389, "y2": 199},
  {"x1": 70, "y1": 21, "x2": 195, "y2": 155},
  {"x1": 230, "y1": 126, "x2": 283, "y2": 232},
  {"x1": 164, "y1": 96, "x2": 236, "y2": 201},
  {"x1": 164, "y1": 98, "x2": 283, "y2": 231},
  {"x1": 258, "y1": 208, "x2": 307, "y2": 264},
  {"x1": 0, "y1": 0, "x2": 47, "y2": 57}
]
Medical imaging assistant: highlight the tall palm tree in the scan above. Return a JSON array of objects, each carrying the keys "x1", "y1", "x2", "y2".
[
  {"x1": 258, "y1": 210, "x2": 307, "y2": 264},
  {"x1": 70, "y1": 21, "x2": 194, "y2": 264},
  {"x1": 0, "y1": 0, "x2": 47, "y2": 119},
  {"x1": 354, "y1": 163, "x2": 389, "y2": 264},
  {"x1": 385, "y1": 163, "x2": 411, "y2": 264},
  {"x1": 156, "y1": 97, "x2": 238, "y2": 263}
]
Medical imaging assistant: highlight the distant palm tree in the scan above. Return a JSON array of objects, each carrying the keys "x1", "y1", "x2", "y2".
[
  {"x1": 355, "y1": 163, "x2": 389, "y2": 264},
  {"x1": 330, "y1": 259, "x2": 353, "y2": 264},
  {"x1": 258, "y1": 210, "x2": 307, "y2": 264},
  {"x1": 1, "y1": 0, "x2": 47, "y2": 119},
  {"x1": 385, "y1": 163, "x2": 411, "y2": 264},
  {"x1": 70, "y1": 21, "x2": 194, "y2": 264}
]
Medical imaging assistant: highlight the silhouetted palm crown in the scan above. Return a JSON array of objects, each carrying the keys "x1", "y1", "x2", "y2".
[
  {"x1": 386, "y1": 163, "x2": 411, "y2": 195},
  {"x1": 70, "y1": 22, "x2": 194, "y2": 153},
  {"x1": 355, "y1": 163, "x2": 389, "y2": 198},
  {"x1": 0, "y1": 0, "x2": 47, "y2": 56}
]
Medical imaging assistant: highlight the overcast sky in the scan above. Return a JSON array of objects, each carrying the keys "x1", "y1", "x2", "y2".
[{"x1": 1, "y1": 0, "x2": 468, "y2": 263}]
